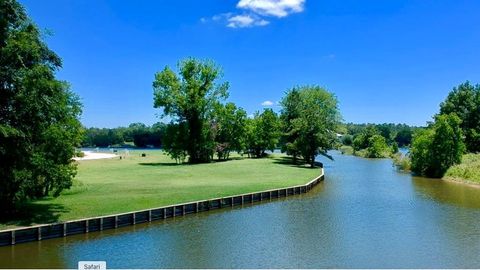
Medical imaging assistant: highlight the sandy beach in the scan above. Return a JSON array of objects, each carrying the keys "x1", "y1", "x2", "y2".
[{"x1": 73, "y1": 151, "x2": 117, "y2": 161}]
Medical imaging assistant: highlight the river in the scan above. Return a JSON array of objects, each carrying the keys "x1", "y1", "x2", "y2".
[{"x1": 1, "y1": 151, "x2": 480, "y2": 268}]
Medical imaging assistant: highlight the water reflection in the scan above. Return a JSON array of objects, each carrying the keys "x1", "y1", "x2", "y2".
[{"x1": 412, "y1": 176, "x2": 480, "y2": 208}]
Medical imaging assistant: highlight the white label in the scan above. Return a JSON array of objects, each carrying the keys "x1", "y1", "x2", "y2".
[{"x1": 78, "y1": 261, "x2": 106, "y2": 270}]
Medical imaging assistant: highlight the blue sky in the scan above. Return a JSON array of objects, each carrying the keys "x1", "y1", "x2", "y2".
[{"x1": 20, "y1": 0, "x2": 480, "y2": 128}]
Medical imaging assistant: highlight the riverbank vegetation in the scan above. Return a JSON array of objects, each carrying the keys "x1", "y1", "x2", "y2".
[
  {"x1": 444, "y1": 153, "x2": 480, "y2": 184},
  {"x1": 0, "y1": 151, "x2": 320, "y2": 229},
  {"x1": 403, "y1": 81, "x2": 480, "y2": 181}
]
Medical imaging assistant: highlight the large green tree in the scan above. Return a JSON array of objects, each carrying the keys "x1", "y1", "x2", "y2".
[
  {"x1": 0, "y1": 0, "x2": 83, "y2": 213},
  {"x1": 439, "y1": 81, "x2": 480, "y2": 153},
  {"x1": 410, "y1": 113, "x2": 465, "y2": 178},
  {"x1": 246, "y1": 109, "x2": 280, "y2": 158},
  {"x1": 213, "y1": 102, "x2": 247, "y2": 160},
  {"x1": 280, "y1": 88, "x2": 302, "y2": 163},
  {"x1": 153, "y1": 58, "x2": 229, "y2": 163},
  {"x1": 280, "y1": 86, "x2": 341, "y2": 167}
]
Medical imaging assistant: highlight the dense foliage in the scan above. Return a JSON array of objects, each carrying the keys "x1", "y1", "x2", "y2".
[
  {"x1": 280, "y1": 86, "x2": 341, "y2": 166},
  {"x1": 345, "y1": 123, "x2": 416, "y2": 147},
  {"x1": 410, "y1": 114, "x2": 464, "y2": 178},
  {"x1": 409, "y1": 81, "x2": 480, "y2": 178},
  {"x1": 349, "y1": 125, "x2": 397, "y2": 158},
  {"x1": 246, "y1": 109, "x2": 281, "y2": 158},
  {"x1": 439, "y1": 81, "x2": 480, "y2": 153},
  {"x1": 153, "y1": 59, "x2": 229, "y2": 163},
  {"x1": 213, "y1": 102, "x2": 248, "y2": 160},
  {"x1": 0, "y1": 0, "x2": 83, "y2": 213}
]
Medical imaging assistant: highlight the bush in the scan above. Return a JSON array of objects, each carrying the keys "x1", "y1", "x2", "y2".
[
  {"x1": 393, "y1": 153, "x2": 411, "y2": 172},
  {"x1": 366, "y1": 135, "x2": 390, "y2": 158},
  {"x1": 342, "y1": 134, "x2": 353, "y2": 146}
]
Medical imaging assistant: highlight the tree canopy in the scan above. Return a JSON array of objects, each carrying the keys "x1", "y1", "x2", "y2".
[
  {"x1": 410, "y1": 114, "x2": 465, "y2": 178},
  {"x1": 280, "y1": 86, "x2": 341, "y2": 167},
  {"x1": 0, "y1": 0, "x2": 83, "y2": 213},
  {"x1": 246, "y1": 109, "x2": 281, "y2": 158},
  {"x1": 439, "y1": 81, "x2": 480, "y2": 153},
  {"x1": 153, "y1": 58, "x2": 229, "y2": 163}
]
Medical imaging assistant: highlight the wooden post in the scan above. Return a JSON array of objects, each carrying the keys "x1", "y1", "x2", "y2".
[
  {"x1": 251, "y1": 194, "x2": 254, "y2": 203},
  {"x1": 63, "y1": 223, "x2": 67, "y2": 237},
  {"x1": 11, "y1": 231, "x2": 15, "y2": 245},
  {"x1": 37, "y1": 227, "x2": 41, "y2": 241},
  {"x1": 173, "y1": 207, "x2": 176, "y2": 217},
  {"x1": 148, "y1": 210, "x2": 152, "y2": 222},
  {"x1": 163, "y1": 208, "x2": 166, "y2": 219},
  {"x1": 182, "y1": 205, "x2": 185, "y2": 215},
  {"x1": 100, "y1": 218, "x2": 103, "y2": 231},
  {"x1": 85, "y1": 220, "x2": 89, "y2": 233},
  {"x1": 260, "y1": 193, "x2": 263, "y2": 201},
  {"x1": 132, "y1": 213, "x2": 136, "y2": 225},
  {"x1": 219, "y1": 199, "x2": 222, "y2": 209},
  {"x1": 241, "y1": 195, "x2": 244, "y2": 205},
  {"x1": 231, "y1": 197, "x2": 234, "y2": 206},
  {"x1": 114, "y1": 216, "x2": 118, "y2": 228},
  {"x1": 195, "y1": 202, "x2": 199, "y2": 213},
  {"x1": 269, "y1": 191, "x2": 272, "y2": 200}
]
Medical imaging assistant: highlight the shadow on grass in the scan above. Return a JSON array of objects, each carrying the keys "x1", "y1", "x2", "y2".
[
  {"x1": 272, "y1": 156, "x2": 323, "y2": 169},
  {"x1": 138, "y1": 162, "x2": 183, "y2": 166},
  {"x1": 0, "y1": 201, "x2": 68, "y2": 227},
  {"x1": 139, "y1": 156, "x2": 246, "y2": 166}
]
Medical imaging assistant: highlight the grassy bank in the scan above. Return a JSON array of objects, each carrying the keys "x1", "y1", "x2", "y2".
[
  {"x1": 444, "y1": 153, "x2": 480, "y2": 185},
  {"x1": 1, "y1": 150, "x2": 320, "y2": 230}
]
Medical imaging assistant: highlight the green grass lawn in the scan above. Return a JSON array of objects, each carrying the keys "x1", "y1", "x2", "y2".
[
  {"x1": 0, "y1": 150, "x2": 320, "y2": 229},
  {"x1": 444, "y1": 153, "x2": 480, "y2": 184}
]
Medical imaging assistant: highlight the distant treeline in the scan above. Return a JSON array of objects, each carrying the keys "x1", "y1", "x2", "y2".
[
  {"x1": 339, "y1": 123, "x2": 420, "y2": 158},
  {"x1": 82, "y1": 123, "x2": 167, "y2": 148},
  {"x1": 341, "y1": 123, "x2": 419, "y2": 147}
]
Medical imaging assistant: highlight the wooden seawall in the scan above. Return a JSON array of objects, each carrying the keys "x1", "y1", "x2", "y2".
[{"x1": 0, "y1": 168, "x2": 324, "y2": 246}]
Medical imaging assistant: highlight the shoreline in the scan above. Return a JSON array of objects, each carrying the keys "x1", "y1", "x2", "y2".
[
  {"x1": 342, "y1": 146, "x2": 480, "y2": 189},
  {"x1": 0, "y1": 169, "x2": 324, "y2": 246},
  {"x1": 442, "y1": 176, "x2": 480, "y2": 189}
]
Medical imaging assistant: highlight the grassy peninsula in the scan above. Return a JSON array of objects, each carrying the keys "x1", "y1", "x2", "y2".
[{"x1": 0, "y1": 150, "x2": 320, "y2": 230}]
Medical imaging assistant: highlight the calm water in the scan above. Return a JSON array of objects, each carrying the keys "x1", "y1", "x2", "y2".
[{"x1": 1, "y1": 152, "x2": 480, "y2": 268}]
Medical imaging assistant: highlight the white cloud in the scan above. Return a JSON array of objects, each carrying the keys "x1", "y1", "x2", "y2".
[
  {"x1": 202, "y1": 0, "x2": 305, "y2": 28},
  {"x1": 227, "y1": 15, "x2": 269, "y2": 28},
  {"x1": 237, "y1": 0, "x2": 305, "y2": 18},
  {"x1": 261, "y1": 100, "x2": 274, "y2": 106}
]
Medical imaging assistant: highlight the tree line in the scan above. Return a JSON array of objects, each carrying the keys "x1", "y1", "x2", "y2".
[
  {"x1": 153, "y1": 59, "x2": 341, "y2": 166},
  {"x1": 339, "y1": 123, "x2": 418, "y2": 158},
  {"x1": 81, "y1": 122, "x2": 166, "y2": 148}
]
